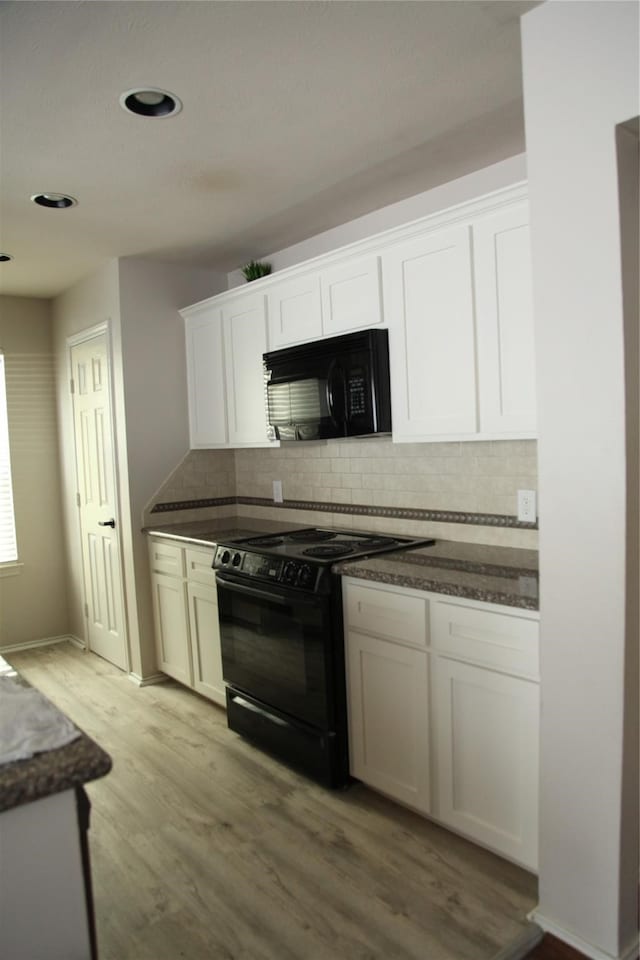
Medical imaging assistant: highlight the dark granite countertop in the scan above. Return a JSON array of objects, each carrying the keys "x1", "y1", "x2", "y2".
[
  {"x1": 144, "y1": 520, "x2": 539, "y2": 611},
  {"x1": 333, "y1": 540, "x2": 539, "y2": 611},
  {"x1": 144, "y1": 516, "x2": 305, "y2": 546},
  {"x1": 0, "y1": 657, "x2": 112, "y2": 813}
]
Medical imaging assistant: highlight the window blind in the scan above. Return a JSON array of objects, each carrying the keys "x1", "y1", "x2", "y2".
[{"x1": 0, "y1": 354, "x2": 18, "y2": 563}]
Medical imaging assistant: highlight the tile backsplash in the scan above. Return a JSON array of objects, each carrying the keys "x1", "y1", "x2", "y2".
[{"x1": 145, "y1": 439, "x2": 538, "y2": 549}]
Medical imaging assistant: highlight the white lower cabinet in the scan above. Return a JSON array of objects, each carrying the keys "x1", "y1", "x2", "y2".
[
  {"x1": 151, "y1": 571, "x2": 192, "y2": 686},
  {"x1": 149, "y1": 538, "x2": 225, "y2": 707},
  {"x1": 343, "y1": 577, "x2": 539, "y2": 871},
  {"x1": 432, "y1": 656, "x2": 539, "y2": 870},
  {"x1": 347, "y1": 632, "x2": 431, "y2": 814},
  {"x1": 187, "y1": 580, "x2": 224, "y2": 703}
]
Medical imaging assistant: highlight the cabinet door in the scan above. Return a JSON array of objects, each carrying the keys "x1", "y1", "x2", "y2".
[
  {"x1": 187, "y1": 580, "x2": 225, "y2": 706},
  {"x1": 347, "y1": 632, "x2": 430, "y2": 813},
  {"x1": 383, "y1": 226, "x2": 477, "y2": 440},
  {"x1": 473, "y1": 203, "x2": 536, "y2": 435},
  {"x1": 321, "y1": 255, "x2": 383, "y2": 337},
  {"x1": 223, "y1": 293, "x2": 272, "y2": 445},
  {"x1": 433, "y1": 656, "x2": 539, "y2": 870},
  {"x1": 184, "y1": 308, "x2": 228, "y2": 448},
  {"x1": 150, "y1": 572, "x2": 192, "y2": 686},
  {"x1": 267, "y1": 274, "x2": 322, "y2": 349}
]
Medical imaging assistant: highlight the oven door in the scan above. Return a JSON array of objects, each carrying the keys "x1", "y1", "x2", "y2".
[{"x1": 216, "y1": 573, "x2": 333, "y2": 730}]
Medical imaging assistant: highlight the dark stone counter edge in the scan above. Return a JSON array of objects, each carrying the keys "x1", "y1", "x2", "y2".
[
  {"x1": 0, "y1": 731, "x2": 112, "y2": 814},
  {"x1": 143, "y1": 524, "x2": 539, "y2": 611},
  {"x1": 333, "y1": 565, "x2": 539, "y2": 612}
]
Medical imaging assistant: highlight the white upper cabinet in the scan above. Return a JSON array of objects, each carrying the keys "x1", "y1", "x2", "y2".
[
  {"x1": 223, "y1": 292, "x2": 273, "y2": 446},
  {"x1": 182, "y1": 292, "x2": 276, "y2": 449},
  {"x1": 383, "y1": 191, "x2": 536, "y2": 442},
  {"x1": 321, "y1": 255, "x2": 383, "y2": 337},
  {"x1": 473, "y1": 202, "x2": 537, "y2": 435},
  {"x1": 181, "y1": 185, "x2": 536, "y2": 448},
  {"x1": 184, "y1": 306, "x2": 228, "y2": 448},
  {"x1": 384, "y1": 225, "x2": 478, "y2": 439},
  {"x1": 266, "y1": 255, "x2": 385, "y2": 349},
  {"x1": 267, "y1": 274, "x2": 323, "y2": 349}
]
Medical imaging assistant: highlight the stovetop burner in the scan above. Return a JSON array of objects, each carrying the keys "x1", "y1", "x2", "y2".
[
  {"x1": 243, "y1": 535, "x2": 284, "y2": 547},
  {"x1": 303, "y1": 543, "x2": 356, "y2": 558},
  {"x1": 287, "y1": 530, "x2": 336, "y2": 543},
  {"x1": 357, "y1": 536, "x2": 398, "y2": 548}
]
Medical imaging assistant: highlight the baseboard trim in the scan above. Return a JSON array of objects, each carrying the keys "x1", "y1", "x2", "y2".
[
  {"x1": 66, "y1": 635, "x2": 86, "y2": 650},
  {"x1": 529, "y1": 910, "x2": 640, "y2": 960},
  {"x1": 491, "y1": 923, "x2": 544, "y2": 960},
  {"x1": 128, "y1": 672, "x2": 168, "y2": 687},
  {"x1": 0, "y1": 634, "x2": 82, "y2": 655}
]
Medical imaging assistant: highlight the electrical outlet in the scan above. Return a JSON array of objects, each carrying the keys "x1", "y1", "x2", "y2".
[
  {"x1": 272, "y1": 480, "x2": 283, "y2": 503},
  {"x1": 518, "y1": 575, "x2": 538, "y2": 599},
  {"x1": 517, "y1": 489, "x2": 536, "y2": 523}
]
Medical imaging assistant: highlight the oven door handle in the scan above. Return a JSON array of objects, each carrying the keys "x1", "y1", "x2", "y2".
[{"x1": 215, "y1": 574, "x2": 319, "y2": 606}]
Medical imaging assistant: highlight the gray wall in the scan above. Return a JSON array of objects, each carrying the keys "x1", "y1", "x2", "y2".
[{"x1": 0, "y1": 296, "x2": 69, "y2": 648}]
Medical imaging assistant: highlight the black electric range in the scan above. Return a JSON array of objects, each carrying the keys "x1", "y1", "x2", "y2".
[
  {"x1": 213, "y1": 527, "x2": 434, "y2": 788},
  {"x1": 213, "y1": 526, "x2": 434, "y2": 594}
]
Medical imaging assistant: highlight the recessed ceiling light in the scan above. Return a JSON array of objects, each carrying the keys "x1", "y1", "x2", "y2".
[
  {"x1": 31, "y1": 193, "x2": 77, "y2": 209},
  {"x1": 0, "y1": 254, "x2": 13, "y2": 262},
  {"x1": 119, "y1": 87, "x2": 182, "y2": 118}
]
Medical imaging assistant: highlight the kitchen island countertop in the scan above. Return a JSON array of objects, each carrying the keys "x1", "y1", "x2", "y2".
[
  {"x1": 333, "y1": 540, "x2": 539, "y2": 611},
  {"x1": 0, "y1": 656, "x2": 112, "y2": 813}
]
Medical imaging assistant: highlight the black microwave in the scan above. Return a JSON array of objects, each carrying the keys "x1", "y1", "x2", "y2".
[{"x1": 263, "y1": 328, "x2": 392, "y2": 441}]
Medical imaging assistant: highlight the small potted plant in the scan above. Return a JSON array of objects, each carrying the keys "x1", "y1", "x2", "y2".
[{"x1": 241, "y1": 260, "x2": 272, "y2": 282}]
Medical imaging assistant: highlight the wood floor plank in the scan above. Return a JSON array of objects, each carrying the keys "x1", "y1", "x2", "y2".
[{"x1": 7, "y1": 644, "x2": 539, "y2": 960}]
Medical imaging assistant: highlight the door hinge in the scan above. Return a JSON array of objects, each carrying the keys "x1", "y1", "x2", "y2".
[
  {"x1": 83, "y1": 602, "x2": 89, "y2": 618},
  {"x1": 76, "y1": 492, "x2": 81, "y2": 508},
  {"x1": 70, "y1": 378, "x2": 75, "y2": 395}
]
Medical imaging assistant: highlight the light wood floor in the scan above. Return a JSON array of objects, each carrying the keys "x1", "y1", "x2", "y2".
[{"x1": 9, "y1": 643, "x2": 538, "y2": 960}]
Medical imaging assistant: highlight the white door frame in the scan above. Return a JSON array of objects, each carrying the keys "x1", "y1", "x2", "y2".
[{"x1": 67, "y1": 320, "x2": 130, "y2": 673}]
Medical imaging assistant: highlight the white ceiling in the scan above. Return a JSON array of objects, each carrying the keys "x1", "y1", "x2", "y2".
[{"x1": 0, "y1": 0, "x2": 539, "y2": 300}]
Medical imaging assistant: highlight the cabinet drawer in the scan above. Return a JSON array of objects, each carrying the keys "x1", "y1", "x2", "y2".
[
  {"x1": 345, "y1": 582, "x2": 428, "y2": 648},
  {"x1": 185, "y1": 547, "x2": 217, "y2": 589},
  {"x1": 430, "y1": 600, "x2": 538, "y2": 679},
  {"x1": 148, "y1": 539, "x2": 184, "y2": 577}
]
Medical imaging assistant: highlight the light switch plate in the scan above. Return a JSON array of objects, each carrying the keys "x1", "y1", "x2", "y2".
[{"x1": 272, "y1": 480, "x2": 283, "y2": 503}]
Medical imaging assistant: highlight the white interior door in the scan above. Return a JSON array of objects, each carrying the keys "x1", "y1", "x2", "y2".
[{"x1": 70, "y1": 334, "x2": 128, "y2": 670}]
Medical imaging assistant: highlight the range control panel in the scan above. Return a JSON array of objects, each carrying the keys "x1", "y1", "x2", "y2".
[{"x1": 213, "y1": 546, "x2": 319, "y2": 592}]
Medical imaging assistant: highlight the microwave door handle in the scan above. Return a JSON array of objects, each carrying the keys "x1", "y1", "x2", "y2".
[
  {"x1": 326, "y1": 359, "x2": 336, "y2": 424},
  {"x1": 326, "y1": 360, "x2": 346, "y2": 427}
]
